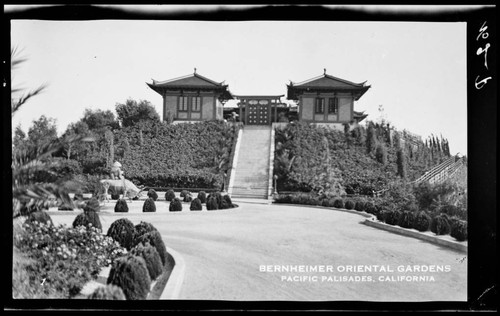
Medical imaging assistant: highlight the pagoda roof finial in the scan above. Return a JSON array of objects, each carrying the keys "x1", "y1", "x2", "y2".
[
  {"x1": 324, "y1": 68, "x2": 327, "y2": 75},
  {"x1": 194, "y1": 67, "x2": 197, "y2": 74}
]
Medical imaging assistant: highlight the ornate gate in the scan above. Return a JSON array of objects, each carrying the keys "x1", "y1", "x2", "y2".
[{"x1": 246, "y1": 100, "x2": 269, "y2": 125}]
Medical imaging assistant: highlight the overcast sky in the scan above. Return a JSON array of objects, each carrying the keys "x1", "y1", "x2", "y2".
[{"x1": 11, "y1": 18, "x2": 467, "y2": 155}]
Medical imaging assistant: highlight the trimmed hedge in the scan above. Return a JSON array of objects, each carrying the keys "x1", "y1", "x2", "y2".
[
  {"x1": 398, "y1": 211, "x2": 416, "y2": 229},
  {"x1": 147, "y1": 189, "x2": 158, "y2": 201},
  {"x1": 222, "y1": 195, "x2": 233, "y2": 209},
  {"x1": 354, "y1": 201, "x2": 366, "y2": 212},
  {"x1": 197, "y1": 191, "x2": 207, "y2": 204},
  {"x1": 134, "y1": 221, "x2": 158, "y2": 239},
  {"x1": 344, "y1": 200, "x2": 355, "y2": 210},
  {"x1": 87, "y1": 284, "x2": 126, "y2": 300},
  {"x1": 133, "y1": 230, "x2": 168, "y2": 265},
  {"x1": 114, "y1": 199, "x2": 129, "y2": 213},
  {"x1": 164, "y1": 189, "x2": 176, "y2": 202},
  {"x1": 333, "y1": 199, "x2": 344, "y2": 209},
  {"x1": 206, "y1": 196, "x2": 218, "y2": 211},
  {"x1": 169, "y1": 198, "x2": 183, "y2": 212},
  {"x1": 107, "y1": 255, "x2": 151, "y2": 300},
  {"x1": 142, "y1": 198, "x2": 156, "y2": 213},
  {"x1": 384, "y1": 210, "x2": 402, "y2": 226},
  {"x1": 107, "y1": 218, "x2": 136, "y2": 250},
  {"x1": 183, "y1": 194, "x2": 193, "y2": 203},
  {"x1": 190, "y1": 198, "x2": 203, "y2": 211},
  {"x1": 376, "y1": 209, "x2": 389, "y2": 222},
  {"x1": 430, "y1": 214, "x2": 451, "y2": 235},
  {"x1": 72, "y1": 210, "x2": 102, "y2": 231},
  {"x1": 364, "y1": 201, "x2": 377, "y2": 215},
  {"x1": 413, "y1": 211, "x2": 432, "y2": 232},
  {"x1": 180, "y1": 190, "x2": 190, "y2": 198},
  {"x1": 131, "y1": 242, "x2": 163, "y2": 281},
  {"x1": 450, "y1": 219, "x2": 468, "y2": 241}
]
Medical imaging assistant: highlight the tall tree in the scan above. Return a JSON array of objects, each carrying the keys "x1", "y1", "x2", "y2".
[
  {"x1": 27, "y1": 115, "x2": 58, "y2": 150},
  {"x1": 366, "y1": 122, "x2": 377, "y2": 155},
  {"x1": 396, "y1": 148, "x2": 407, "y2": 179},
  {"x1": 81, "y1": 108, "x2": 119, "y2": 131},
  {"x1": 115, "y1": 99, "x2": 160, "y2": 128}
]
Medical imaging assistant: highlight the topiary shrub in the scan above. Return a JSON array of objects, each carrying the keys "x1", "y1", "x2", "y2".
[
  {"x1": 169, "y1": 198, "x2": 183, "y2": 212},
  {"x1": 430, "y1": 214, "x2": 451, "y2": 235},
  {"x1": 344, "y1": 200, "x2": 355, "y2": 210},
  {"x1": 107, "y1": 255, "x2": 151, "y2": 300},
  {"x1": 72, "y1": 210, "x2": 102, "y2": 231},
  {"x1": 190, "y1": 198, "x2": 203, "y2": 211},
  {"x1": 398, "y1": 211, "x2": 416, "y2": 229},
  {"x1": 321, "y1": 199, "x2": 331, "y2": 207},
  {"x1": 354, "y1": 201, "x2": 366, "y2": 212},
  {"x1": 222, "y1": 195, "x2": 233, "y2": 209},
  {"x1": 111, "y1": 194, "x2": 120, "y2": 200},
  {"x1": 147, "y1": 189, "x2": 158, "y2": 201},
  {"x1": 206, "y1": 196, "x2": 218, "y2": 211},
  {"x1": 133, "y1": 230, "x2": 168, "y2": 265},
  {"x1": 87, "y1": 284, "x2": 126, "y2": 300},
  {"x1": 376, "y1": 209, "x2": 389, "y2": 222},
  {"x1": 208, "y1": 192, "x2": 224, "y2": 208},
  {"x1": 333, "y1": 198, "x2": 344, "y2": 209},
  {"x1": 131, "y1": 242, "x2": 163, "y2": 281},
  {"x1": 114, "y1": 199, "x2": 129, "y2": 213},
  {"x1": 134, "y1": 221, "x2": 158, "y2": 240},
  {"x1": 180, "y1": 190, "x2": 190, "y2": 198},
  {"x1": 183, "y1": 194, "x2": 193, "y2": 203},
  {"x1": 27, "y1": 211, "x2": 53, "y2": 226},
  {"x1": 364, "y1": 201, "x2": 377, "y2": 215},
  {"x1": 384, "y1": 210, "x2": 402, "y2": 226},
  {"x1": 164, "y1": 189, "x2": 176, "y2": 202},
  {"x1": 413, "y1": 211, "x2": 432, "y2": 232},
  {"x1": 197, "y1": 191, "x2": 207, "y2": 204},
  {"x1": 142, "y1": 198, "x2": 156, "y2": 213},
  {"x1": 84, "y1": 198, "x2": 101, "y2": 213},
  {"x1": 107, "y1": 218, "x2": 136, "y2": 250},
  {"x1": 450, "y1": 219, "x2": 468, "y2": 241}
]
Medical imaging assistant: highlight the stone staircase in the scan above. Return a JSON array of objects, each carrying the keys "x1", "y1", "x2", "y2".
[
  {"x1": 414, "y1": 155, "x2": 466, "y2": 186},
  {"x1": 230, "y1": 125, "x2": 272, "y2": 199}
]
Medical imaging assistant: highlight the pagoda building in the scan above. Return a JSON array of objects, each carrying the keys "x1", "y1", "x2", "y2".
[
  {"x1": 146, "y1": 70, "x2": 233, "y2": 122},
  {"x1": 287, "y1": 70, "x2": 371, "y2": 129}
]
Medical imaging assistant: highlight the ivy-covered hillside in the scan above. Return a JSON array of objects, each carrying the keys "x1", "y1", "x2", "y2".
[{"x1": 274, "y1": 122, "x2": 452, "y2": 195}]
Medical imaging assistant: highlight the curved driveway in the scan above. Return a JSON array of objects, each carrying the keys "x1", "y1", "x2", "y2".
[{"x1": 49, "y1": 201, "x2": 467, "y2": 301}]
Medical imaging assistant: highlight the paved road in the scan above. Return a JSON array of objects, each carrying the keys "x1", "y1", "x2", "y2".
[{"x1": 49, "y1": 201, "x2": 467, "y2": 301}]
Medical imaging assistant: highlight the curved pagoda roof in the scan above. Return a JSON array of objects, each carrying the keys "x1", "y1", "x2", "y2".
[
  {"x1": 147, "y1": 71, "x2": 233, "y2": 100},
  {"x1": 287, "y1": 72, "x2": 370, "y2": 101}
]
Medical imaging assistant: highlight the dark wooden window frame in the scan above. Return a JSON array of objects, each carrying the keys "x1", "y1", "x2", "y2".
[
  {"x1": 328, "y1": 97, "x2": 338, "y2": 114},
  {"x1": 178, "y1": 96, "x2": 189, "y2": 112},
  {"x1": 191, "y1": 96, "x2": 201, "y2": 112},
  {"x1": 315, "y1": 98, "x2": 325, "y2": 114}
]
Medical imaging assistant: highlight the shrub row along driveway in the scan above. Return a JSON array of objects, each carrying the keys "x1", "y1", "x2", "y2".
[{"x1": 49, "y1": 202, "x2": 467, "y2": 301}]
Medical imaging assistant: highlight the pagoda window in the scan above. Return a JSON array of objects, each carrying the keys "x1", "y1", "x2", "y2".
[
  {"x1": 178, "y1": 96, "x2": 189, "y2": 112},
  {"x1": 191, "y1": 96, "x2": 201, "y2": 112},
  {"x1": 315, "y1": 98, "x2": 325, "y2": 114},
  {"x1": 328, "y1": 97, "x2": 338, "y2": 114}
]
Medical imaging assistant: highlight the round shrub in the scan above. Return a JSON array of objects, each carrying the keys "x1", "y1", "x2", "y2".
[
  {"x1": 430, "y1": 214, "x2": 451, "y2": 235},
  {"x1": 206, "y1": 196, "x2": 218, "y2": 211},
  {"x1": 134, "y1": 221, "x2": 158, "y2": 239},
  {"x1": 333, "y1": 199, "x2": 344, "y2": 209},
  {"x1": 180, "y1": 190, "x2": 190, "y2": 198},
  {"x1": 344, "y1": 200, "x2": 355, "y2": 210},
  {"x1": 190, "y1": 198, "x2": 203, "y2": 211},
  {"x1": 87, "y1": 284, "x2": 126, "y2": 300},
  {"x1": 107, "y1": 218, "x2": 136, "y2": 250},
  {"x1": 208, "y1": 192, "x2": 223, "y2": 208},
  {"x1": 142, "y1": 198, "x2": 156, "y2": 213},
  {"x1": 384, "y1": 210, "x2": 402, "y2": 226},
  {"x1": 364, "y1": 201, "x2": 377, "y2": 215},
  {"x1": 398, "y1": 211, "x2": 416, "y2": 229},
  {"x1": 72, "y1": 210, "x2": 102, "y2": 231},
  {"x1": 321, "y1": 199, "x2": 331, "y2": 207},
  {"x1": 133, "y1": 230, "x2": 168, "y2": 265},
  {"x1": 197, "y1": 191, "x2": 207, "y2": 204},
  {"x1": 164, "y1": 189, "x2": 176, "y2": 202},
  {"x1": 183, "y1": 194, "x2": 193, "y2": 203},
  {"x1": 27, "y1": 211, "x2": 53, "y2": 226},
  {"x1": 354, "y1": 201, "x2": 366, "y2": 212},
  {"x1": 131, "y1": 242, "x2": 163, "y2": 280},
  {"x1": 84, "y1": 197, "x2": 100, "y2": 213},
  {"x1": 111, "y1": 194, "x2": 120, "y2": 200},
  {"x1": 169, "y1": 198, "x2": 183, "y2": 212},
  {"x1": 114, "y1": 199, "x2": 129, "y2": 213},
  {"x1": 222, "y1": 195, "x2": 233, "y2": 209},
  {"x1": 147, "y1": 189, "x2": 158, "y2": 201},
  {"x1": 450, "y1": 220, "x2": 468, "y2": 241},
  {"x1": 376, "y1": 209, "x2": 389, "y2": 222},
  {"x1": 107, "y1": 255, "x2": 151, "y2": 300},
  {"x1": 413, "y1": 211, "x2": 432, "y2": 232}
]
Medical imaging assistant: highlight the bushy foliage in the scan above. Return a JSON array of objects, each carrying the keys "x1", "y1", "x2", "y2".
[
  {"x1": 147, "y1": 189, "x2": 158, "y2": 201},
  {"x1": 398, "y1": 211, "x2": 416, "y2": 229},
  {"x1": 207, "y1": 192, "x2": 223, "y2": 208},
  {"x1": 107, "y1": 255, "x2": 151, "y2": 300},
  {"x1": 83, "y1": 197, "x2": 101, "y2": 213},
  {"x1": 27, "y1": 211, "x2": 53, "y2": 226},
  {"x1": 134, "y1": 221, "x2": 158, "y2": 239},
  {"x1": 180, "y1": 190, "x2": 190, "y2": 198},
  {"x1": 142, "y1": 198, "x2": 156, "y2": 213},
  {"x1": 14, "y1": 221, "x2": 126, "y2": 298},
  {"x1": 364, "y1": 201, "x2": 377, "y2": 215},
  {"x1": 384, "y1": 210, "x2": 402, "y2": 226},
  {"x1": 332, "y1": 199, "x2": 344, "y2": 209},
  {"x1": 321, "y1": 199, "x2": 332, "y2": 207},
  {"x1": 130, "y1": 242, "x2": 163, "y2": 281},
  {"x1": 190, "y1": 198, "x2": 203, "y2": 211},
  {"x1": 107, "y1": 218, "x2": 136, "y2": 250},
  {"x1": 114, "y1": 199, "x2": 129, "y2": 213},
  {"x1": 344, "y1": 200, "x2": 355, "y2": 210},
  {"x1": 133, "y1": 230, "x2": 168, "y2": 265},
  {"x1": 206, "y1": 197, "x2": 218, "y2": 211},
  {"x1": 165, "y1": 189, "x2": 176, "y2": 202},
  {"x1": 183, "y1": 194, "x2": 193, "y2": 203},
  {"x1": 354, "y1": 201, "x2": 366, "y2": 212},
  {"x1": 169, "y1": 198, "x2": 183, "y2": 212},
  {"x1": 450, "y1": 219, "x2": 468, "y2": 241},
  {"x1": 376, "y1": 209, "x2": 390, "y2": 222},
  {"x1": 222, "y1": 195, "x2": 233, "y2": 209},
  {"x1": 73, "y1": 210, "x2": 102, "y2": 231},
  {"x1": 87, "y1": 284, "x2": 126, "y2": 300},
  {"x1": 197, "y1": 191, "x2": 207, "y2": 203},
  {"x1": 413, "y1": 211, "x2": 432, "y2": 232},
  {"x1": 430, "y1": 214, "x2": 451, "y2": 235}
]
